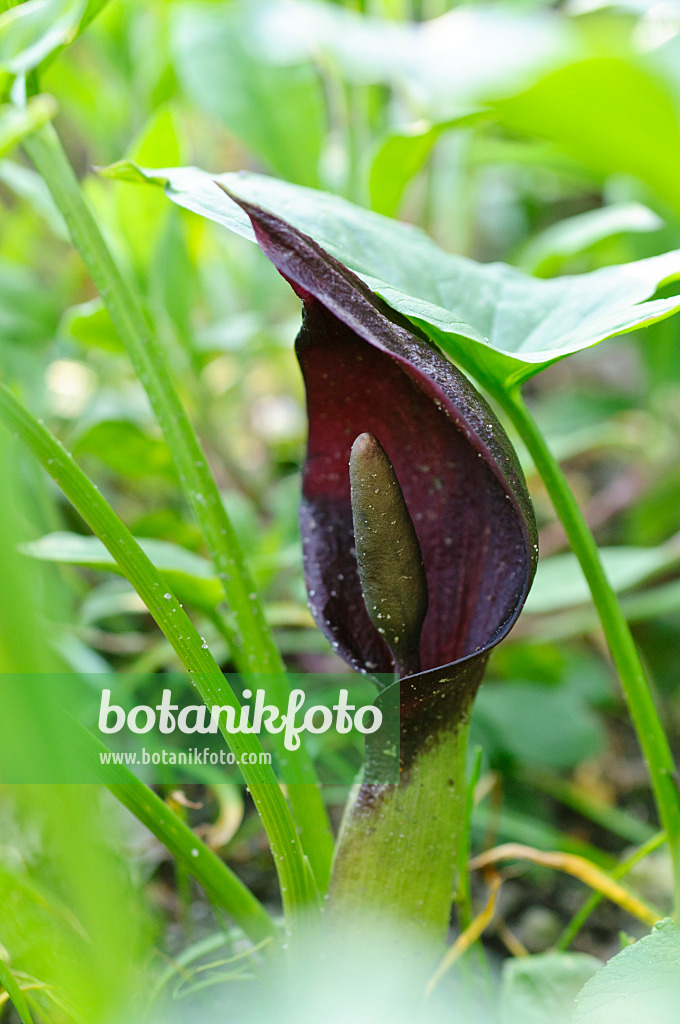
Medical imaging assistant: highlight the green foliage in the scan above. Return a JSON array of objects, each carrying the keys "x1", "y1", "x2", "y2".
[
  {"x1": 23, "y1": 531, "x2": 224, "y2": 610},
  {"x1": 495, "y1": 59, "x2": 680, "y2": 220},
  {"x1": 474, "y1": 679, "x2": 604, "y2": 771},
  {"x1": 106, "y1": 164, "x2": 680, "y2": 390},
  {"x1": 0, "y1": 94, "x2": 55, "y2": 155},
  {"x1": 2, "y1": 0, "x2": 680, "y2": 1018},
  {"x1": 169, "y1": 2, "x2": 325, "y2": 187},
  {"x1": 0, "y1": 0, "x2": 86, "y2": 75},
  {"x1": 573, "y1": 919, "x2": 680, "y2": 1023},
  {"x1": 526, "y1": 544, "x2": 680, "y2": 614},
  {"x1": 517, "y1": 203, "x2": 664, "y2": 278},
  {"x1": 500, "y1": 952, "x2": 602, "y2": 1024},
  {"x1": 0, "y1": 957, "x2": 35, "y2": 1024}
]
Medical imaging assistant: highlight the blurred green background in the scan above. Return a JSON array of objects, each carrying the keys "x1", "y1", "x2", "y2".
[{"x1": 3, "y1": 0, "x2": 680, "y2": 1019}]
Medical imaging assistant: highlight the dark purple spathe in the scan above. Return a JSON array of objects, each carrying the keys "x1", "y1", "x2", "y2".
[{"x1": 224, "y1": 189, "x2": 537, "y2": 734}]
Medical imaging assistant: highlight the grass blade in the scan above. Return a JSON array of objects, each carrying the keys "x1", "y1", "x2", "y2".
[
  {"x1": 0, "y1": 381, "x2": 317, "y2": 924},
  {"x1": 0, "y1": 960, "x2": 35, "y2": 1024},
  {"x1": 501, "y1": 387, "x2": 680, "y2": 915},
  {"x1": 74, "y1": 725, "x2": 276, "y2": 946},
  {"x1": 22, "y1": 118, "x2": 333, "y2": 889}
]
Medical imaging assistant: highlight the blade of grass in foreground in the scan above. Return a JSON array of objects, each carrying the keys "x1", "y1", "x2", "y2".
[
  {"x1": 0, "y1": 381, "x2": 317, "y2": 925},
  {"x1": 0, "y1": 960, "x2": 35, "y2": 1024},
  {"x1": 73, "y1": 726, "x2": 276, "y2": 946},
  {"x1": 22, "y1": 119, "x2": 333, "y2": 890}
]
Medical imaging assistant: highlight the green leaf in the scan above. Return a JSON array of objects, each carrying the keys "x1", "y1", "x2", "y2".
[
  {"x1": 495, "y1": 58, "x2": 680, "y2": 221},
  {"x1": 500, "y1": 952, "x2": 602, "y2": 1024},
  {"x1": 473, "y1": 680, "x2": 604, "y2": 770},
  {"x1": 519, "y1": 203, "x2": 664, "y2": 277},
  {"x1": 75, "y1": 729, "x2": 277, "y2": 948},
  {"x1": 116, "y1": 105, "x2": 184, "y2": 267},
  {"x1": 525, "y1": 544, "x2": 680, "y2": 615},
  {"x1": 0, "y1": 380, "x2": 319, "y2": 919},
  {"x1": 59, "y1": 298, "x2": 122, "y2": 352},
  {"x1": 369, "y1": 123, "x2": 445, "y2": 218},
  {"x1": 72, "y1": 419, "x2": 178, "y2": 485},
  {"x1": 168, "y1": 1, "x2": 325, "y2": 187},
  {"x1": 0, "y1": 260, "x2": 61, "y2": 348},
  {"x1": 71, "y1": 0, "x2": 109, "y2": 40},
  {"x1": 37, "y1": 0, "x2": 112, "y2": 71},
  {"x1": 21, "y1": 531, "x2": 224, "y2": 611},
  {"x1": 573, "y1": 919, "x2": 680, "y2": 1023},
  {"x1": 0, "y1": 0, "x2": 86, "y2": 75},
  {"x1": 368, "y1": 113, "x2": 489, "y2": 218},
  {"x1": 105, "y1": 164, "x2": 680, "y2": 391},
  {"x1": 0, "y1": 95, "x2": 55, "y2": 157},
  {"x1": 0, "y1": 156, "x2": 66, "y2": 235}
]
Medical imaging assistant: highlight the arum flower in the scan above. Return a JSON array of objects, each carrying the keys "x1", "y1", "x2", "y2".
[
  {"x1": 225, "y1": 191, "x2": 537, "y2": 757},
  {"x1": 224, "y1": 191, "x2": 538, "y2": 933}
]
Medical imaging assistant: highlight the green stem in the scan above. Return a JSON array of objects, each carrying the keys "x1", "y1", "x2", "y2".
[
  {"x1": 501, "y1": 387, "x2": 680, "y2": 914},
  {"x1": 0, "y1": 382, "x2": 317, "y2": 925},
  {"x1": 329, "y1": 720, "x2": 471, "y2": 946},
  {"x1": 22, "y1": 120, "x2": 333, "y2": 890}
]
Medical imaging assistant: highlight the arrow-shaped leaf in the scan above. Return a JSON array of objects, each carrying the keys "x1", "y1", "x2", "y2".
[{"x1": 104, "y1": 163, "x2": 680, "y2": 392}]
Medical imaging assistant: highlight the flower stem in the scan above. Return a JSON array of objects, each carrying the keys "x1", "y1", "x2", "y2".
[
  {"x1": 21, "y1": 120, "x2": 333, "y2": 891},
  {"x1": 501, "y1": 386, "x2": 680, "y2": 915},
  {"x1": 329, "y1": 717, "x2": 472, "y2": 947}
]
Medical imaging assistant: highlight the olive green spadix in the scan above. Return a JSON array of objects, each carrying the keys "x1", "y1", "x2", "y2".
[{"x1": 349, "y1": 432, "x2": 428, "y2": 678}]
